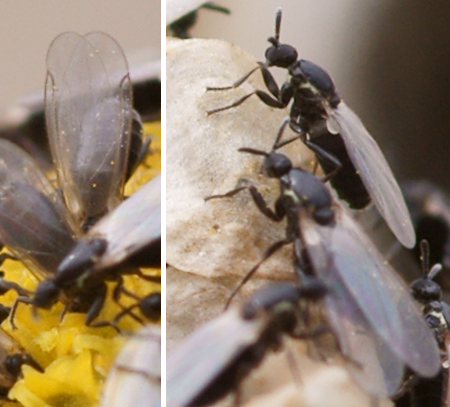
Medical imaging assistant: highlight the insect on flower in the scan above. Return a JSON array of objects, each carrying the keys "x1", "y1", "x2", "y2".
[
  {"x1": 48, "y1": 174, "x2": 161, "y2": 327},
  {"x1": 45, "y1": 31, "x2": 149, "y2": 230},
  {"x1": 0, "y1": 32, "x2": 160, "y2": 329}
]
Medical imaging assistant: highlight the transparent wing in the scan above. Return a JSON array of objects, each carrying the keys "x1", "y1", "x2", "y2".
[
  {"x1": 300, "y1": 207, "x2": 440, "y2": 384},
  {"x1": 167, "y1": 307, "x2": 265, "y2": 407},
  {"x1": 101, "y1": 325, "x2": 161, "y2": 407},
  {"x1": 0, "y1": 140, "x2": 78, "y2": 277},
  {"x1": 87, "y1": 175, "x2": 161, "y2": 269},
  {"x1": 325, "y1": 102, "x2": 415, "y2": 248},
  {"x1": 319, "y1": 250, "x2": 405, "y2": 397},
  {"x1": 45, "y1": 31, "x2": 133, "y2": 226}
]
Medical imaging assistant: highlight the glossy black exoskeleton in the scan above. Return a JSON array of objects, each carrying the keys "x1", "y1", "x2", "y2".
[
  {"x1": 123, "y1": 292, "x2": 161, "y2": 323},
  {"x1": 206, "y1": 132, "x2": 439, "y2": 397},
  {"x1": 0, "y1": 128, "x2": 159, "y2": 330},
  {"x1": 394, "y1": 240, "x2": 450, "y2": 407},
  {"x1": 17, "y1": 174, "x2": 161, "y2": 328},
  {"x1": 207, "y1": 8, "x2": 415, "y2": 249},
  {"x1": 167, "y1": 281, "x2": 327, "y2": 407},
  {"x1": 90, "y1": 291, "x2": 161, "y2": 332},
  {"x1": 0, "y1": 329, "x2": 43, "y2": 399}
]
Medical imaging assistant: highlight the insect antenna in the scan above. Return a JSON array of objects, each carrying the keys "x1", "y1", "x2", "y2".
[
  {"x1": 268, "y1": 7, "x2": 283, "y2": 47},
  {"x1": 420, "y1": 239, "x2": 443, "y2": 280}
]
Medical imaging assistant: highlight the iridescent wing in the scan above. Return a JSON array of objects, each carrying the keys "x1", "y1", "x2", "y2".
[
  {"x1": 167, "y1": 307, "x2": 265, "y2": 407},
  {"x1": 300, "y1": 205, "x2": 440, "y2": 395},
  {"x1": 0, "y1": 140, "x2": 78, "y2": 277},
  {"x1": 45, "y1": 32, "x2": 133, "y2": 227},
  {"x1": 325, "y1": 102, "x2": 415, "y2": 248},
  {"x1": 317, "y1": 247, "x2": 405, "y2": 397}
]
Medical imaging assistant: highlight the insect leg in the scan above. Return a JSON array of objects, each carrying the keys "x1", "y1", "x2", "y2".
[
  {"x1": 225, "y1": 238, "x2": 292, "y2": 309},
  {"x1": 0, "y1": 272, "x2": 30, "y2": 297},
  {"x1": 272, "y1": 118, "x2": 304, "y2": 150},
  {"x1": 248, "y1": 185, "x2": 283, "y2": 221},
  {"x1": 107, "y1": 294, "x2": 161, "y2": 330},
  {"x1": 204, "y1": 186, "x2": 248, "y2": 201},
  {"x1": 259, "y1": 63, "x2": 281, "y2": 98},
  {"x1": 302, "y1": 139, "x2": 343, "y2": 182},
  {"x1": 9, "y1": 296, "x2": 33, "y2": 330},
  {"x1": 206, "y1": 182, "x2": 282, "y2": 222},
  {"x1": 206, "y1": 89, "x2": 285, "y2": 114},
  {"x1": 206, "y1": 66, "x2": 260, "y2": 91},
  {"x1": 207, "y1": 64, "x2": 287, "y2": 115},
  {"x1": 0, "y1": 253, "x2": 16, "y2": 265},
  {"x1": 84, "y1": 284, "x2": 108, "y2": 327},
  {"x1": 118, "y1": 285, "x2": 161, "y2": 322},
  {"x1": 91, "y1": 280, "x2": 158, "y2": 330},
  {"x1": 133, "y1": 269, "x2": 161, "y2": 283},
  {"x1": 113, "y1": 281, "x2": 147, "y2": 323}
]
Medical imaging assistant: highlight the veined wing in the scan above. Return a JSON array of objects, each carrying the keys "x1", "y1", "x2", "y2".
[
  {"x1": 318, "y1": 246, "x2": 405, "y2": 397},
  {"x1": 167, "y1": 307, "x2": 265, "y2": 407},
  {"x1": 325, "y1": 102, "x2": 415, "y2": 248},
  {"x1": 45, "y1": 32, "x2": 133, "y2": 226},
  {"x1": 0, "y1": 140, "x2": 78, "y2": 278},
  {"x1": 300, "y1": 207, "x2": 439, "y2": 383}
]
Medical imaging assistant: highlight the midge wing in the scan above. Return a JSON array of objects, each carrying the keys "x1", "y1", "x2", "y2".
[
  {"x1": 87, "y1": 175, "x2": 161, "y2": 270},
  {"x1": 167, "y1": 307, "x2": 265, "y2": 407},
  {"x1": 299, "y1": 215, "x2": 404, "y2": 397},
  {"x1": 325, "y1": 102, "x2": 415, "y2": 248},
  {"x1": 101, "y1": 325, "x2": 161, "y2": 407},
  {"x1": 328, "y1": 297, "x2": 405, "y2": 398},
  {"x1": 301, "y1": 208, "x2": 440, "y2": 381},
  {"x1": 45, "y1": 32, "x2": 133, "y2": 227},
  {"x1": 0, "y1": 140, "x2": 78, "y2": 277},
  {"x1": 310, "y1": 238, "x2": 405, "y2": 397}
]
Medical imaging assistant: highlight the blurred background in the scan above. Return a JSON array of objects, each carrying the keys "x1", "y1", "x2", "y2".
[
  {"x1": 0, "y1": 1, "x2": 160, "y2": 113},
  {"x1": 191, "y1": 0, "x2": 450, "y2": 190},
  {"x1": 0, "y1": 1, "x2": 161, "y2": 166}
]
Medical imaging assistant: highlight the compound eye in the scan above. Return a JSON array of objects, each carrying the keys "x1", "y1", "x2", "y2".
[
  {"x1": 265, "y1": 44, "x2": 298, "y2": 68},
  {"x1": 263, "y1": 153, "x2": 292, "y2": 178},
  {"x1": 411, "y1": 279, "x2": 442, "y2": 303}
]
